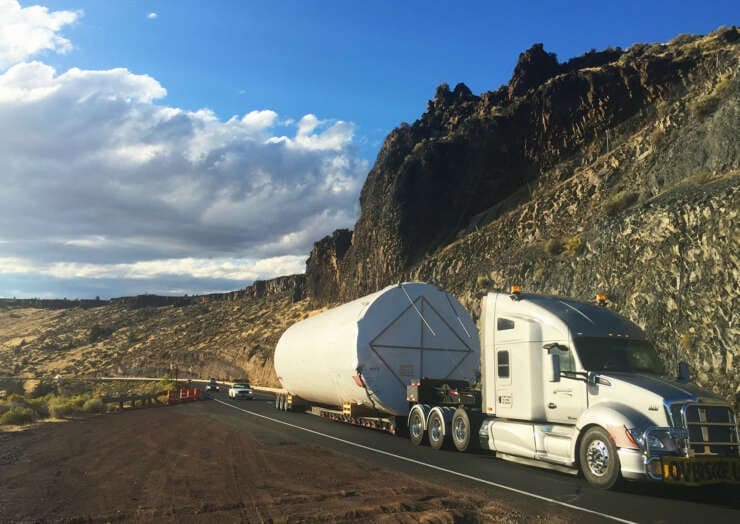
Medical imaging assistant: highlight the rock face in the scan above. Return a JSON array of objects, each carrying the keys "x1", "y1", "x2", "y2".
[
  {"x1": 302, "y1": 27, "x2": 739, "y2": 406},
  {"x1": 508, "y1": 43, "x2": 561, "y2": 99},
  {"x1": 305, "y1": 229, "x2": 352, "y2": 306},
  {"x1": 334, "y1": 28, "x2": 738, "y2": 303}
]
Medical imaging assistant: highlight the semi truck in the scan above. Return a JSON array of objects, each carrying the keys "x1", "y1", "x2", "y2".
[{"x1": 274, "y1": 282, "x2": 739, "y2": 488}]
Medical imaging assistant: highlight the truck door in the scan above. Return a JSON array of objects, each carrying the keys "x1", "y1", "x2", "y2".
[{"x1": 543, "y1": 345, "x2": 586, "y2": 424}]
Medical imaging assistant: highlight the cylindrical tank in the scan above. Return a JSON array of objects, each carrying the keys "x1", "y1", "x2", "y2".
[{"x1": 274, "y1": 282, "x2": 480, "y2": 416}]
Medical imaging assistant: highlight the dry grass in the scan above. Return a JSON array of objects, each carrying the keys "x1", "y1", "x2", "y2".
[{"x1": 0, "y1": 291, "x2": 316, "y2": 387}]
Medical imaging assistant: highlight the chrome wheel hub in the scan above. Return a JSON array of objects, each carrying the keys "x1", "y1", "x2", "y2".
[
  {"x1": 454, "y1": 417, "x2": 466, "y2": 441},
  {"x1": 586, "y1": 439, "x2": 610, "y2": 477},
  {"x1": 430, "y1": 418, "x2": 442, "y2": 441},
  {"x1": 410, "y1": 413, "x2": 422, "y2": 439}
]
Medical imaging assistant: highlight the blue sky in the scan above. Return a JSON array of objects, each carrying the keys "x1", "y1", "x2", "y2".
[
  {"x1": 0, "y1": 0, "x2": 737, "y2": 299},
  {"x1": 41, "y1": 0, "x2": 739, "y2": 160}
]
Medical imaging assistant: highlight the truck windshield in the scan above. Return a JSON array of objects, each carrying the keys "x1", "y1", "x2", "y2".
[{"x1": 574, "y1": 337, "x2": 665, "y2": 374}]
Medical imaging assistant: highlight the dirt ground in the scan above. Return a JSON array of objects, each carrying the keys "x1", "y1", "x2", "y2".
[{"x1": 0, "y1": 404, "x2": 576, "y2": 523}]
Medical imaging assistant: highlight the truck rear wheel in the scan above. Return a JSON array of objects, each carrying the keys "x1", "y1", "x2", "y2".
[
  {"x1": 579, "y1": 426, "x2": 622, "y2": 489},
  {"x1": 408, "y1": 406, "x2": 427, "y2": 446},
  {"x1": 451, "y1": 408, "x2": 479, "y2": 453},
  {"x1": 427, "y1": 410, "x2": 448, "y2": 450}
]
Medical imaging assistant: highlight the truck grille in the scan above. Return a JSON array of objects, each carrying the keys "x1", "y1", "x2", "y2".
[{"x1": 669, "y1": 402, "x2": 739, "y2": 457}]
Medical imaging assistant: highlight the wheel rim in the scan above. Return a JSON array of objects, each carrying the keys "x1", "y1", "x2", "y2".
[
  {"x1": 585, "y1": 439, "x2": 610, "y2": 477},
  {"x1": 430, "y1": 416, "x2": 442, "y2": 441},
  {"x1": 453, "y1": 417, "x2": 466, "y2": 442},
  {"x1": 410, "y1": 412, "x2": 423, "y2": 439}
]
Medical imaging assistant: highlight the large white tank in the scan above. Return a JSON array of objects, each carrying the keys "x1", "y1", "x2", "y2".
[{"x1": 274, "y1": 282, "x2": 480, "y2": 416}]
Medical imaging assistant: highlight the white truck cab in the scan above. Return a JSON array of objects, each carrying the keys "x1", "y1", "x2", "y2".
[{"x1": 475, "y1": 288, "x2": 739, "y2": 488}]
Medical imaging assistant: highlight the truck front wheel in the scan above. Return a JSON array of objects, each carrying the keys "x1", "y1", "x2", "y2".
[
  {"x1": 579, "y1": 426, "x2": 622, "y2": 489},
  {"x1": 451, "y1": 408, "x2": 479, "y2": 453}
]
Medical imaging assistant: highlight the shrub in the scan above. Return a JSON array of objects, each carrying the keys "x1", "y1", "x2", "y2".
[
  {"x1": 669, "y1": 33, "x2": 699, "y2": 46},
  {"x1": 689, "y1": 94, "x2": 721, "y2": 118},
  {"x1": 48, "y1": 398, "x2": 77, "y2": 419},
  {"x1": 649, "y1": 127, "x2": 666, "y2": 147},
  {"x1": 30, "y1": 381, "x2": 56, "y2": 398},
  {"x1": 0, "y1": 406, "x2": 35, "y2": 425},
  {"x1": 82, "y1": 398, "x2": 104, "y2": 413},
  {"x1": 27, "y1": 397, "x2": 50, "y2": 417},
  {"x1": 604, "y1": 191, "x2": 639, "y2": 216},
  {"x1": 544, "y1": 239, "x2": 564, "y2": 256},
  {"x1": 88, "y1": 324, "x2": 114, "y2": 344},
  {"x1": 564, "y1": 235, "x2": 584, "y2": 256},
  {"x1": 475, "y1": 274, "x2": 492, "y2": 289}
]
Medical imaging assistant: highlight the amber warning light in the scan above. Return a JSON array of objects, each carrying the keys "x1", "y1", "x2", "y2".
[
  {"x1": 596, "y1": 293, "x2": 608, "y2": 306},
  {"x1": 510, "y1": 285, "x2": 522, "y2": 294}
]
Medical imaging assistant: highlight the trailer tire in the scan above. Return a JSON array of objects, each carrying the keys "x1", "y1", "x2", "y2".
[
  {"x1": 408, "y1": 406, "x2": 427, "y2": 446},
  {"x1": 274, "y1": 394, "x2": 280, "y2": 409},
  {"x1": 427, "y1": 410, "x2": 448, "y2": 450},
  {"x1": 451, "y1": 408, "x2": 479, "y2": 452},
  {"x1": 579, "y1": 426, "x2": 622, "y2": 489}
]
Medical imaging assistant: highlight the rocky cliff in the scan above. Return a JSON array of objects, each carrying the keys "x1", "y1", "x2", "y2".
[
  {"x1": 305, "y1": 27, "x2": 739, "y2": 405},
  {"x1": 335, "y1": 28, "x2": 738, "y2": 299}
]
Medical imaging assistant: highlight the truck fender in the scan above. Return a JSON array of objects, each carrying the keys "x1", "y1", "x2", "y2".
[
  {"x1": 427, "y1": 406, "x2": 456, "y2": 437},
  {"x1": 408, "y1": 404, "x2": 431, "y2": 431},
  {"x1": 574, "y1": 402, "x2": 655, "y2": 460}
]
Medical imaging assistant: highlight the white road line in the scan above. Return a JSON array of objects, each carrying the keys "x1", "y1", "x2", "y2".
[{"x1": 213, "y1": 398, "x2": 636, "y2": 524}]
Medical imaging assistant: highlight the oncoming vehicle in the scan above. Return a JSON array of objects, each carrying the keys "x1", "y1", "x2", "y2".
[
  {"x1": 205, "y1": 378, "x2": 220, "y2": 392},
  {"x1": 228, "y1": 382, "x2": 254, "y2": 399}
]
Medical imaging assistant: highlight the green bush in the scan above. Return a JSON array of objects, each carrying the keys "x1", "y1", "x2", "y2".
[
  {"x1": 604, "y1": 191, "x2": 639, "y2": 216},
  {"x1": 0, "y1": 406, "x2": 35, "y2": 425},
  {"x1": 82, "y1": 398, "x2": 104, "y2": 413}
]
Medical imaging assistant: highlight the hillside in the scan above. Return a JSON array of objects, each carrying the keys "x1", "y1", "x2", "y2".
[
  {"x1": 1, "y1": 27, "x2": 738, "y2": 406},
  {"x1": 0, "y1": 277, "x2": 310, "y2": 387}
]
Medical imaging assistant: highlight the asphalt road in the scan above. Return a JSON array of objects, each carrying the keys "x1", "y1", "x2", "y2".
[{"x1": 201, "y1": 389, "x2": 739, "y2": 524}]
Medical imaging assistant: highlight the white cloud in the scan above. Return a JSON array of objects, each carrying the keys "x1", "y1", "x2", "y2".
[
  {"x1": 0, "y1": 255, "x2": 306, "y2": 282},
  {"x1": 147, "y1": 12, "x2": 158, "y2": 20},
  {"x1": 0, "y1": 0, "x2": 80, "y2": 69},
  {"x1": 0, "y1": 56, "x2": 366, "y2": 292}
]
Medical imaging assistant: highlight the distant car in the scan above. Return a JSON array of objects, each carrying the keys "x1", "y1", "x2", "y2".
[
  {"x1": 228, "y1": 382, "x2": 254, "y2": 399},
  {"x1": 205, "y1": 378, "x2": 220, "y2": 392}
]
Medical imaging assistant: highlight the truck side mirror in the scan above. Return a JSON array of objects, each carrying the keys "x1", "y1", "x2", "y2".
[
  {"x1": 548, "y1": 353, "x2": 561, "y2": 383},
  {"x1": 677, "y1": 361, "x2": 690, "y2": 382}
]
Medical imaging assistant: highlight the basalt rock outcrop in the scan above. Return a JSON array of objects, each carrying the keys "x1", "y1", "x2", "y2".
[
  {"x1": 333, "y1": 27, "x2": 738, "y2": 304},
  {"x1": 305, "y1": 229, "x2": 352, "y2": 306}
]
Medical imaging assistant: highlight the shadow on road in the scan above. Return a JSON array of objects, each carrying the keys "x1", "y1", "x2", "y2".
[{"x1": 617, "y1": 481, "x2": 739, "y2": 510}]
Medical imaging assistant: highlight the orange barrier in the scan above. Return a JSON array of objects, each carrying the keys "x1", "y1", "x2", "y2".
[{"x1": 167, "y1": 387, "x2": 202, "y2": 405}]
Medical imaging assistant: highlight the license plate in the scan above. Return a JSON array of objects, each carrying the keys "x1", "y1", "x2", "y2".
[{"x1": 662, "y1": 456, "x2": 740, "y2": 485}]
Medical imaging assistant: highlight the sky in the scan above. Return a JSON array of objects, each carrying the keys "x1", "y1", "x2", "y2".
[{"x1": 0, "y1": 1, "x2": 737, "y2": 299}]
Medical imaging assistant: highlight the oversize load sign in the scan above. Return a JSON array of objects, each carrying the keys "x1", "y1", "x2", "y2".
[{"x1": 662, "y1": 456, "x2": 740, "y2": 485}]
